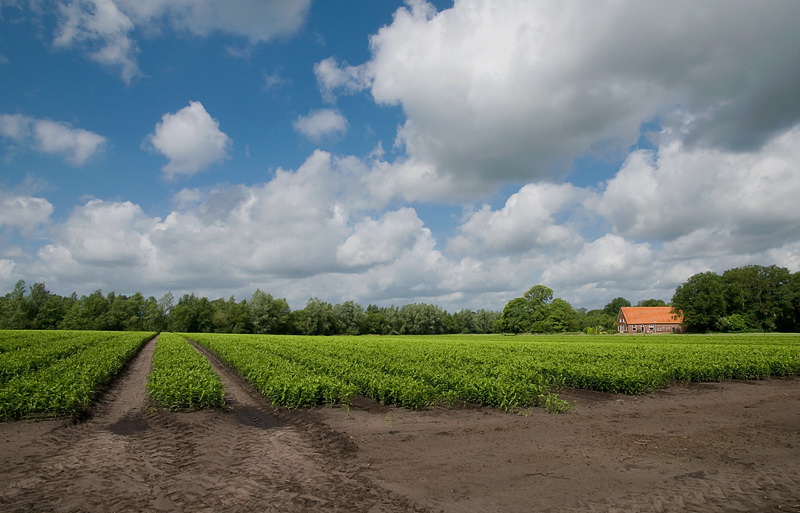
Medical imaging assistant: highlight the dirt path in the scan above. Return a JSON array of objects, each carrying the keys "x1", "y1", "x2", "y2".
[
  {"x1": 0, "y1": 337, "x2": 423, "y2": 513},
  {"x1": 312, "y1": 378, "x2": 800, "y2": 513},
  {"x1": 2, "y1": 338, "x2": 799, "y2": 512}
]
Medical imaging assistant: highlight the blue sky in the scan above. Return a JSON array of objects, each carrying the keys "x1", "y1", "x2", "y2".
[{"x1": 2, "y1": 0, "x2": 800, "y2": 312}]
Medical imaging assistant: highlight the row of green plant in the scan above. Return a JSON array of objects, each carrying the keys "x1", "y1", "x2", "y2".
[
  {"x1": 147, "y1": 333, "x2": 226, "y2": 410},
  {"x1": 0, "y1": 331, "x2": 95, "y2": 384},
  {"x1": 0, "y1": 331, "x2": 154, "y2": 420},
  {"x1": 2, "y1": 331, "x2": 797, "y2": 420},
  {"x1": 189, "y1": 333, "x2": 800, "y2": 412}
]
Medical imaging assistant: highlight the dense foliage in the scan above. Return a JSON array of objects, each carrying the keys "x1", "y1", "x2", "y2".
[
  {"x1": 189, "y1": 333, "x2": 565, "y2": 411},
  {"x1": 2, "y1": 331, "x2": 798, "y2": 418},
  {"x1": 189, "y1": 333, "x2": 800, "y2": 410},
  {"x1": 0, "y1": 280, "x2": 636, "y2": 336},
  {"x1": 0, "y1": 331, "x2": 154, "y2": 420},
  {"x1": 672, "y1": 265, "x2": 800, "y2": 333},
  {"x1": 2, "y1": 263, "x2": 798, "y2": 335},
  {"x1": 0, "y1": 281, "x2": 505, "y2": 335},
  {"x1": 147, "y1": 333, "x2": 226, "y2": 410}
]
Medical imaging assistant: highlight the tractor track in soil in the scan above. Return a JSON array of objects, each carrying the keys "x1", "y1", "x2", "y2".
[
  {"x1": 1, "y1": 335, "x2": 799, "y2": 512},
  {"x1": 0, "y1": 336, "x2": 425, "y2": 513}
]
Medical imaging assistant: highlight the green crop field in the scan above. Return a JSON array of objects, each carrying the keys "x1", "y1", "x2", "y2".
[
  {"x1": 147, "y1": 333, "x2": 226, "y2": 410},
  {"x1": 2, "y1": 331, "x2": 798, "y2": 420},
  {"x1": 187, "y1": 332, "x2": 800, "y2": 412},
  {"x1": 0, "y1": 331, "x2": 155, "y2": 420}
]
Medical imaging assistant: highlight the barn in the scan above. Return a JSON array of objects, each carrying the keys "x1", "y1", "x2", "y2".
[{"x1": 617, "y1": 307, "x2": 684, "y2": 334}]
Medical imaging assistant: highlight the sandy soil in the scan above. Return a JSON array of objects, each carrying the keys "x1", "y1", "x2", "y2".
[{"x1": 2, "y1": 337, "x2": 799, "y2": 512}]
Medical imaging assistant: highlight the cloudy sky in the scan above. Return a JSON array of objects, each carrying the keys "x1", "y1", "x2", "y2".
[{"x1": 2, "y1": 0, "x2": 800, "y2": 312}]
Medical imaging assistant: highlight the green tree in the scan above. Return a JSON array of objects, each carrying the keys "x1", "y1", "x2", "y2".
[
  {"x1": 579, "y1": 308, "x2": 615, "y2": 333},
  {"x1": 399, "y1": 303, "x2": 451, "y2": 335},
  {"x1": 0, "y1": 280, "x2": 28, "y2": 329},
  {"x1": 333, "y1": 300, "x2": 364, "y2": 335},
  {"x1": 142, "y1": 296, "x2": 167, "y2": 332},
  {"x1": 671, "y1": 271, "x2": 725, "y2": 332},
  {"x1": 494, "y1": 298, "x2": 531, "y2": 333},
  {"x1": 169, "y1": 294, "x2": 214, "y2": 333},
  {"x1": 362, "y1": 304, "x2": 388, "y2": 334},
  {"x1": 637, "y1": 299, "x2": 667, "y2": 307},
  {"x1": 451, "y1": 309, "x2": 474, "y2": 334},
  {"x1": 603, "y1": 297, "x2": 631, "y2": 317},
  {"x1": 545, "y1": 298, "x2": 580, "y2": 332},
  {"x1": 776, "y1": 272, "x2": 800, "y2": 332},
  {"x1": 717, "y1": 313, "x2": 749, "y2": 333},
  {"x1": 295, "y1": 297, "x2": 336, "y2": 335},
  {"x1": 472, "y1": 309, "x2": 500, "y2": 334},
  {"x1": 495, "y1": 285, "x2": 554, "y2": 333},
  {"x1": 21, "y1": 282, "x2": 68, "y2": 329},
  {"x1": 210, "y1": 296, "x2": 252, "y2": 333},
  {"x1": 722, "y1": 265, "x2": 791, "y2": 332},
  {"x1": 248, "y1": 289, "x2": 290, "y2": 334},
  {"x1": 60, "y1": 290, "x2": 110, "y2": 330}
]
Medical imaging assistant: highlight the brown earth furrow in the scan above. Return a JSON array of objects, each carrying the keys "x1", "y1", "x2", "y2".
[
  {"x1": 190, "y1": 338, "x2": 427, "y2": 513},
  {"x1": 2, "y1": 338, "x2": 799, "y2": 513},
  {"x1": 312, "y1": 378, "x2": 800, "y2": 513},
  {"x1": 0, "y1": 337, "x2": 426, "y2": 513}
]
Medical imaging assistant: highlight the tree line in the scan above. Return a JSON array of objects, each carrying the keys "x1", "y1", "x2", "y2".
[
  {"x1": 491, "y1": 285, "x2": 666, "y2": 334},
  {"x1": 671, "y1": 265, "x2": 800, "y2": 333},
  {"x1": 492, "y1": 264, "x2": 800, "y2": 334},
  {"x1": 2, "y1": 263, "x2": 797, "y2": 334},
  {"x1": 0, "y1": 283, "x2": 501, "y2": 335},
  {"x1": 0, "y1": 281, "x2": 632, "y2": 335}
]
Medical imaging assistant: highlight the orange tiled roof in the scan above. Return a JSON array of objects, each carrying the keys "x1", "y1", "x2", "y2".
[{"x1": 619, "y1": 306, "x2": 683, "y2": 324}]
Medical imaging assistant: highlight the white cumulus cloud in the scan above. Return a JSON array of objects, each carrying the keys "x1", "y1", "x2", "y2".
[
  {"x1": 51, "y1": 199, "x2": 158, "y2": 267},
  {"x1": 337, "y1": 208, "x2": 423, "y2": 268},
  {"x1": 314, "y1": 57, "x2": 372, "y2": 103},
  {"x1": 54, "y1": 0, "x2": 140, "y2": 83},
  {"x1": 0, "y1": 113, "x2": 106, "y2": 166},
  {"x1": 293, "y1": 109, "x2": 348, "y2": 142},
  {"x1": 116, "y1": 0, "x2": 310, "y2": 43},
  {"x1": 146, "y1": 101, "x2": 232, "y2": 180},
  {"x1": 48, "y1": 0, "x2": 310, "y2": 81},
  {"x1": 589, "y1": 124, "x2": 800, "y2": 255},
  {"x1": 448, "y1": 182, "x2": 586, "y2": 256},
  {"x1": 0, "y1": 191, "x2": 54, "y2": 232},
  {"x1": 320, "y1": 0, "x2": 800, "y2": 200}
]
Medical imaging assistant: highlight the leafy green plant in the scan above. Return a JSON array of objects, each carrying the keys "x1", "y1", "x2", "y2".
[
  {"x1": 0, "y1": 331, "x2": 154, "y2": 420},
  {"x1": 189, "y1": 333, "x2": 800, "y2": 413},
  {"x1": 146, "y1": 333, "x2": 225, "y2": 410}
]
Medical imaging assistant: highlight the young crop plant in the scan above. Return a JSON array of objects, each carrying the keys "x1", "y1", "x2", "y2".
[
  {"x1": 175, "y1": 333, "x2": 800, "y2": 413},
  {"x1": 188, "y1": 334, "x2": 357, "y2": 408},
  {"x1": 0, "y1": 331, "x2": 154, "y2": 420},
  {"x1": 147, "y1": 333, "x2": 226, "y2": 411}
]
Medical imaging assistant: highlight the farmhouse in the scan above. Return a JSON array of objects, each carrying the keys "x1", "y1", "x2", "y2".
[{"x1": 617, "y1": 307, "x2": 684, "y2": 334}]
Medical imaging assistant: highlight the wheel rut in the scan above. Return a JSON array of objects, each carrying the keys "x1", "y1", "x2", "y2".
[{"x1": 0, "y1": 335, "x2": 427, "y2": 513}]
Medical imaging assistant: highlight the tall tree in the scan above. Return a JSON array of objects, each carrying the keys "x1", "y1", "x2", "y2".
[
  {"x1": 776, "y1": 272, "x2": 800, "y2": 332},
  {"x1": 248, "y1": 290, "x2": 290, "y2": 334},
  {"x1": 637, "y1": 299, "x2": 667, "y2": 307},
  {"x1": 0, "y1": 280, "x2": 28, "y2": 329},
  {"x1": 399, "y1": 303, "x2": 451, "y2": 335},
  {"x1": 545, "y1": 298, "x2": 580, "y2": 333},
  {"x1": 472, "y1": 309, "x2": 500, "y2": 334},
  {"x1": 169, "y1": 294, "x2": 214, "y2": 333},
  {"x1": 295, "y1": 298, "x2": 336, "y2": 335},
  {"x1": 721, "y1": 265, "x2": 791, "y2": 331},
  {"x1": 603, "y1": 297, "x2": 631, "y2": 317},
  {"x1": 495, "y1": 285, "x2": 555, "y2": 333},
  {"x1": 671, "y1": 272, "x2": 726, "y2": 332},
  {"x1": 333, "y1": 300, "x2": 365, "y2": 335}
]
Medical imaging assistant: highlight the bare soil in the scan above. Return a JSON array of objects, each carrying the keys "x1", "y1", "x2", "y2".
[{"x1": 2, "y1": 337, "x2": 799, "y2": 512}]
